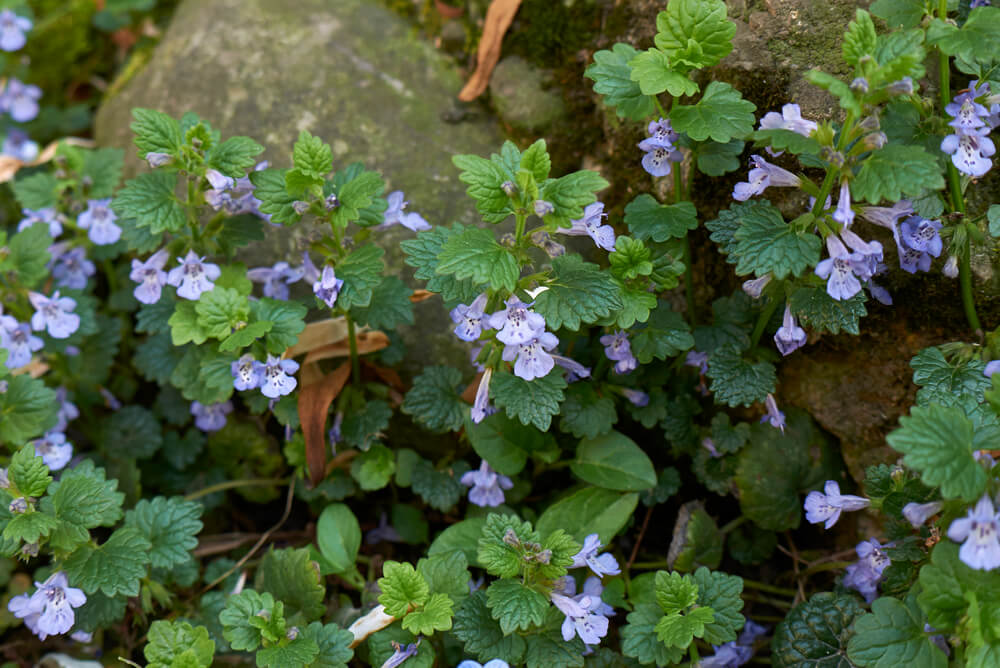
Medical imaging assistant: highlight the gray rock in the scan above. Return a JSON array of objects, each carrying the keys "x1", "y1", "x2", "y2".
[
  {"x1": 489, "y1": 56, "x2": 567, "y2": 132},
  {"x1": 95, "y1": 0, "x2": 507, "y2": 373}
]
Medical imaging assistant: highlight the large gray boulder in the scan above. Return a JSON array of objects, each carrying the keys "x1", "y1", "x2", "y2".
[{"x1": 95, "y1": 0, "x2": 506, "y2": 371}]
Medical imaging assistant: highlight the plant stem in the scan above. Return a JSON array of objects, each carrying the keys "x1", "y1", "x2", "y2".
[
  {"x1": 184, "y1": 478, "x2": 288, "y2": 501},
  {"x1": 675, "y1": 166, "x2": 699, "y2": 326},
  {"x1": 346, "y1": 315, "x2": 362, "y2": 386},
  {"x1": 688, "y1": 642, "x2": 700, "y2": 665},
  {"x1": 629, "y1": 560, "x2": 669, "y2": 570},
  {"x1": 960, "y1": 243, "x2": 982, "y2": 332},
  {"x1": 741, "y1": 579, "x2": 798, "y2": 597},
  {"x1": 719, "y1": 515, "x2": 748, "y2": 534},
  {"x1": 749, "y1": 297, "x2": 780, "y2": 349},
  {"x1": 514, "y1": 212, "x2": 526, "y2": 245}
]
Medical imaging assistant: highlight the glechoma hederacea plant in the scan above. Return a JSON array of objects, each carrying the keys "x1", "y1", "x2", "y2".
[{"x1": 1, "y1": 0, "x2": 1000, "y2": 665}]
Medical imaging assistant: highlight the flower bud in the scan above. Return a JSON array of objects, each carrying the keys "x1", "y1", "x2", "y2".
[
  {"x1": 858, "y1": 116, "x2": 880, "y2": 132},
  {"x1": 534, "y1": 199, "x2": 554, "y2": 216},
  {"x1": 255, "y1": 609, "x2": 271, "y2": 620},
  {"x1": 292, "y1": 200, "x2": 310, "y2": 215},
  {"x1": 888, "y1": 77, "x2": 914, "y2": 96},
  {"x1": 145, "y1": 152, "x2": 172, "y2": 168},
  {"x1": 325, "y1": 194, "x2": 341, "y2": 210},
  {"x1": 943, "y1": 255, "x2": 959, "y2": 278},
  {"x1": 286, "y1": 626, "x2": 299, "y2": 640},
  {"x1": 21, "y1": 542, "x2": 38, "y2": 558},
  {"x1": 850, "y1": 77, "x2": 869, "y2": 94},
  {"x1": 742, "y1": 274, "x2": 772, "y2": 299},
  {"x1": 862, "y1": 132, "x2": 887, "y2": 150},
  {"x1": 0, "y1": 468, "x2": 8, "y2": 489},
  {"x1": 501, "y1": 180, "x2": 517, "y2": 196},
  {"x1": 503, "y1": 528, "x2": 520, "y2": 547},
  {"x1": 9, "y1": 498, "x2": 27, "y2": 514}
]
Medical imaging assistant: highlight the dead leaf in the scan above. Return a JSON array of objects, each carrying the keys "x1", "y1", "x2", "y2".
[
  {"x1": 409, "y1": 289, "x2": 436, "y2": 303},
  {"x1": 284, "y1": 317, "x2": 351, "y2": 358},
  {"x1": 458, "y1": 0, "x2": 523, "y2": 101},
  {"x1": 435, "y1": 0, "x2": 465, "y2": 18},
  {"x1": 0, "y1": 137, "x2": 96, "y2": 183},
  {"x1": 461, "y1": 371, "x2": 484, "y2": 404},
  {"x1": 363, "y1": 361, "x2": 406, "y2": 391},
  {"x1": 298, "y1": 362, "x2": 351, "y2": 487},
  {"x1": 302, "y1": 331, "x2": 391, "y2": 366}
]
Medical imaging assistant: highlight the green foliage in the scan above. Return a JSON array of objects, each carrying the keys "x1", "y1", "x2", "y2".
[
  {"x1": 436, "y1": 227, "x2": 519, "y2": 293},
  {"x1": 8, "y1": 443, "x2": 52, "y2": 497},
  {"x1": 628, "y1": 48, "x2": 699, "y2": 96},
  {"x1": 195, "y1": 287, "x2": 248, "y2": 339},
  {"x1": 145, "y1": 620, "x2": 216, "y2": 668},
  {"x1": 0, "y1": 374, "x2": 57, "y2": 444},
  {"x1": 44, "y1": 460, "x2": 124, "y2": 529},
  {"x1": 1, "y1": 224, "x2": 53, "y2": 289},
  {"x1": 255, "y1": 547, "x2": 327, "y2": 622},
  {"x1": 852, "y1": 145, "x2": 946, "y2": 204},
  {"x1": 533, "y1": 255, "x2": 622, "y2": 330},
  {"x1": 630, "y1": 301, "x2": 695, "y2": 363},
  {"x1": 491, "y1": 369, "x2": 567, "y2": 431},
  {"x1": 220, "y1": 590, "x2": 281, "y2": 652},
  {"x1": 350, "y1": 443, "x2": 396, "y2": 491},
  {"x1": 706, "y1": 345, "x2": 776, "y2": 408},
  {"x1": 670, "y1": 82, "x2": 756, "y2": 143},
  {"x1": 250, "y1": 169, "x2": 302, "y2": 225},
  {"x1": 585, "y1": 44, "x2": 656, "y2": 121},
  {"x1": 316, "y1": 504, "x2": 361, "y2": 575},
  {"x1": 131, "y1": 108, "x2": 184, "y2": 157},
  {"x1": 571, "y1": 431, "x2": 657, "y2": 491},
  {"x1": 789, "y1": 285, "x2": 868, "y2": 335},
  {"x1": 453, "y1": 591, "x2": 527, "y2": 664},
  {"x1": 64, "y1": 527, "x2": 152, "y2": 597},
  {"x1": 206, "y1": 136, "x2": 264, "y2": 178},
  {"x1": 402, "y1": 366, "x2": 467, "y2": 433},
  {"x1": 112, "y1": 171, "x2": 186, "y2": 234},
  {"x1": 731, "y1": 205, "x2": 821, "y2": 279},
  {"x1": 622, "y1": 604, "x2": 685, "y2": 666},
  {"x1": 624, "y1": 196, "x2": 698, "y2": 243},
  {"x1": 486, "y1": 578, "x2": 549, "y2": 634},
  {"x1": 351, "y1": 276, "x2": 413, "y2": 330},
  {"x1": 772, "y1": 592, "x2": 865, "y2": 668},
  {"x1": 335, "y1": 244, "x2": 385, "y2": 310},
  {"x1": 536, "y1": 487, "x2": 639, "y2": 545},
  {"x1": 654, "y1": 0, "x2": 735, "y2": 71},
  {"x1": 847, "y1": 594, "x2": 947, "y2": 668},
  {"x1": 401, "y1": 224, "x2": 482, "y2": 305}
]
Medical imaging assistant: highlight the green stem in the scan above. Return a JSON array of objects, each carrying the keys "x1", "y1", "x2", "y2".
[
  {"x1": 749, "y1": 297, "x2": 780, "y2": 349},
  {"x1": 719, "y1": 516, "x2": 747, "y2": 534},
  {"x1": 688, "y1": 642, "x2": 700, "y2": 665},
  {"x1": 184, "y1": 478, "x2": 288, "y2": 501},
  {"x1": 741, "y1": 579, "x2": 798, "y2": 597},
  {"x1": 346, "y1": 315, "x2": 362, "y2": 386},
  {"x1": 960, "y1": 240, "x2": 982, "y2": 332},
  {"x1": 514, "y1": 212, "x2": 527, "y2": 245},
  {"x1": 629, "y1": 560, "x2": 669, "y2": 570}
]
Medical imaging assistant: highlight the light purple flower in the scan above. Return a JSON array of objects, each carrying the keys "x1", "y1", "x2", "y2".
[
  {"x1": 7, "y1": 572, "x2": 86, "y2": 641},
  {"x1": 190, "y1": 401, "x2": 233, "y2": 432},
  {"x1": 17, "y1": 207, "x2": 62, "y2": 237},
  {"x1": 943, "y1": 255, "x2": 959, "y2": 278},
  {"x1": 76, "y1": 198, "x2": 121, "y2": 245},
  {"x1": 129, "y1": 249, "x2": 170, "y2": 305},
  {"x1": 31, "y1": 431, "x2": 73, "y2": 471},
  {"x1": 531, "y1": 229, "x2": 566, "y2": 258},
  {"x1": 231, "y1": 354, "x2": 262, "y2": 391},
  {"x1": 2, "y1": 321, "x2": 43, "y2": 368},
  {"x1": 460, "y1": 459, "x2": 513, "y2": 507},
  {"x1": 804, "y1": 480, "x2": 871, "y2": 529},
  {"x1": 329, "y1": 412, "x2": 343, "y2": 455},
  {"x1": 761, "y1": 394, "x2": 785, "y2": 433},
  {"x1": 859, "y1": 200, "x2": 913, "y2": 230},
  {"x1": 948, "y1": 495, "x2": 1000, "y2": 570},
  {"x1": 166, "y1": 251, "x2": 221, "y2": 300},
  {"x1": 571, "y1": 534, "x2": 621, "y2": 578},
  {"x1": 599, "y1": 330, "x2": 637, "y2": 374},
  {"x1": 247, "y1": 261, "x2": 304, "y2": 300},
  {"x1": 638, "y1": 118, "x2": 682, "y2": 177},
  {"x1": 502, "y1": 330, "x2": 559, "y2": 381},
  {"x1": 3, "y1": 128, "x2": 37, "y2": 161},
  {"x1": 621, "y1": 388, "x2": 649, "y2": 406},
  {"x1": 815, "y1": 235, "x2": 863, "y2": 301},
  {"x1": 702, "y1": 438, "x2": 721, "y2": 458},
  {"x1": 49, "y1": 245, "x2": 95, "y2": 290},
  {"x1": 843, "y1": 539, "x2": 890, "y2": 602},
  {"x1": 984, "y1": 360, "x2": 1000, "y2": 377},
  {"x1": 550, "y1": 591, "x2": 610, "y2": 646},
  {"x1": 28, "y1": 291, "x2": 79, "y2": 339},
  {"x1": 558, "y1": 202, "x2": 616, "y2": 252},
  {"x1": 488, "y1": 296, "x2": 546, "y2": 345},
  {"x1": 383, "y1": 641, "x2": 420, "y2": 668},
  {"x1": 205, "y1": 163, "x2": 268, "y2": 217},
  {"x1": 733, "y1": 155, "x2": 801, "y2": 201},
  {"x1": 0, "y1": 10, "x2": 31, "y2": 51},
  {"x1": 899, "y1": 216, "x2": 943, "y2": 257},
  {"x1": 832, "y1": 181, "x2": 854, "y2": 227},
  {"x1": 902, "y1": 501, "x2": 943, "y2": 529},
  {"x1": 380, "y1": 191, "x2": 431, "y2": 232},
  {"x1": 552, "y1": 354, "x2": 590, "y2": 380},
  {"x1": 313, "y1": 266, "x2": 344, "y2": 309},
  {"x1": 701, "y1": 620, "x2": 768, "y2": 667},
  {"x1": 742, "y1": 275, "x2": 771, "y2": 299},
  {"x1": 451, "y1": 293, "x2": 490, "y2": 342},
  {"x1": 255, "y1": 355, "x2": 299, "y2": 398},
  {"x1": 1, "y1": 78, "x2": 41, "y2": 122},
  {"x1": 471, "y1": 368, "x2": 495, "y2": 424},
  {"x1": 534, "y1": 199, "x2": 554, "y2": 217},
  {"x1": 685, "y1": 350, "x2": 708, "y2": 375},
  {"x1": 54, "y1": 387, "x2": 79, "y2": 433},
  {"x1": 946, "y1": 81, "x2": 991, "y2": 132},
  {"x1": 457, "y1": 661, "x2": 510, "y2": 668},
  {"x1": 839, "y1": 228, "x2": 883, "y2": 280},
  {"x1": 941, "y1": 130, "x2": 995, "y2": 177},
  {"x1": 774, "y1": 304, "x2": 806, "y2": 356},
  {"x1": 758, "y1": 103, "x2": 817, "y2": 141},
  {"x1": 145, "y1": 151, "x2": 172, "y2": 168}
]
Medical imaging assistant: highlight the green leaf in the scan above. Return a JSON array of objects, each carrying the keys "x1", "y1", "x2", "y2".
[
  {"x1": 194, "y1": 287, "x2": 248, "y2": 339},
  {"x1": 402, "y1": 592, "x2": 454, "y2": 636},
  {"x1": 400, "y1": 224, "x2": 482, "y2": 305},
  {"x1": 316, "y1": 503, "x2": 361, "y2": 575},
  {"x1": 918, "y1": 541, "x2": 1000, "y2": 631},
  {"x1": 411, "y1": 457, "x2": 465, "y2": 512},
  {"x1": 351, "y1": 276, "x2": 413, "y2": 330},
  {"x1": 692, "y1": 567, "x2": 745, "y2": 645},
  {"x1": 452, "y1": 152, "x2": 514, "y2": 224},
  {"x1": 732, "y1": 204, "x2": 821, "y2": 279},
  {"x1": 559, "y1": 383, "x2": 617, "y2": 439},
  {"x1": 331, "y1": 170, "x2": 384, "y2": 228},
  {"x1": 465, "y1": 412, "x2": 538, "y2": 476},
  {"x1": 706, "y1": 345, "x2": 776, "y2": 407},
  {"x1": 402, "y1": 366, "x2": 467, "y2": 433},
  {"x1": 249, "y1": 168, "x2": 301, "y2": 225},
  {"x1": 926, "y1": 7, "x2": 1000, "y2": 63},
  {"x1": 217, "y1": 214, "x2": 266, "y2": 254},
  {"x1": 630, "y1": 301, "x2": 695, "y2": 363},
  {"x1": 250, "y1": 298, "x2": 307, "y2": 354},
  {"x1": 622, "y1": 604, "x2": 685, "y2": 666},
  {"x1": 220, "y1": 590, "x2": 278, "y2": 652},
  {"x1": 292, "y1": 130, "x2": 333, "y2": 177},
  {"x1": 46, "y1": 460, "x2": 124, "y2": 529},
  {"x1": 8, "y1": 443, "x2": 52, "y2": 497},
  {"x1": 655, "y1": 607, "x2": 715, "y2": 648},
  {"x1": 806, "y1": 70, "x2": 862, "y2": 116},
  {"x1": 102, "y1": 405, "x2": 163, "y2": 460},
  {"x1": 609, "y1": 236, "x2": 654, "y2": 281},
  {"x1": 478, "y1": 513, "x2": 539, "y2": 578},
  {"x1": 852, "y1": 144, "x2": 945, "y2": 204},
  {"x1": 772, "y1": 593, "x2": 866, "y2": 668},
  {"x1": 847, "y1": 594, "x2": 946, "y2": 668},
  {"x1": 112, "y1": 171, "x2": 186, "y2": 234},
  {"x1": 533, "y1": 255, "x2": 622, "y2": 330},
  {"x1": 378, "y1": 561, "x2": 429, "y2": 617},
  {"x1": 335, "y1": 244, "x2": 385, "y2": 310},
  {"x1": 436, "y1": 227, "x2": 519, "y2": 293},
  {"x1": 12, "y1": 171, "x2": 58, "y2": 209},
  {"x1": 145, "y1": 620, "x2": 216, "y2": 668},
  {"x1": 654, "y1": 0, "x2": 735, "y2": 70},
  {"x1": 429, "y1": 517, "x2": 487, "y2": 568},
  {"x1": 750, "y1": 128, "x2": 821, "y2": 156},
  {"x1": 64, "y1": 527, "x2": 152, "y2": 597},
  {"x1": 256, "y1": 637, "x2": 320, "y2": 668},
  {"x1": 535, "y1": 487, "x2": 639, "y2": 545},
  {"x1": 628, "y1": 48, "x2": 699, "y2": 96},
  {"x1": 870, "y1": 0, "x2": 926, "y2": 28},
  {"x1": 3, "y1": 224, "x2": 53, "y2": 289},
  {"x1": 219, "y1": 320, "x2": 273, "y2": 352},
  {"x1": 350, "y1": 443, "x2": 395, "y2": 491},
  {"x1": 789, "y1": 285, "x2": 868, "y2": 335},
  {"x1": 3, "y1": 511, "x2": 58, "y2": 545},
  {"x1": 124, "y1": 496, "x2": 203, "y2": 569},
  {"x1": 520, "y1": 139, "x2": 551, "y2": 182},
  {"x1": 491, "y1": 369, "x2": 567, "y2": 431},
  {"x1": 694, "y1": 139, "x2": 745, "y2": 176},
  {"x1": 0, "y1": 372, "x2": 56, "y2": 445},
  {"x1": 453, "y1": 591, "x2": 527, "y2": 665},
  {"x1": 341, "y1": 399, "x2": 392, "y2": 450},
  {"x1": 670, "y1": 81, "x2": 756, "y2": 143},
  {"x1": 255, "y1": 547, "x2": 326, "y2": 622},
  {"x1": 572, "y1": 430, "x2": 657, "y2": 491},
  {"x1": 624, "y1": 195, "x2": 697, "y2": 242},
  {"x1": 585, "y1": 43, "x2": 656, "y2": 121},
  {"x1": 874, "y1": 29, "x2": 926, "y2": 83},
  {"x1": 539, "y1": 170, "x2": 609, "y2": 225},
  {"x1": 668, "y1": 502, "x2": 723, "y2": 572},
  {"x1": 418, "y1": 551, "x2": 472, "y2": 607},
  {"x1": 206, "y1": 136, "x2": 264, "y2": 177},
  {"x1": 655, "y1": 570, "x2": 698, "y2": 613},
  {"x1": 131, "y1": 108, "x2": 183, "y2": 157},
  {"x1": 301, "y1": 622, "x2": 354, "y2": 668},
  {"x1": 911, "y1": 346, "x2": 991, "y2": 406},
  {"x1": 843, "y1": 10, "x2": 877, "y2": 66},
  {"x1": 486, "y1": 578, "x2": 549, "y2": 634},
  {"x1": 522, "y1": 617, "x2": 587, "y2": 668},
  {"x1": 886, "y1": 403, "x2": 987, "y2": 501}
]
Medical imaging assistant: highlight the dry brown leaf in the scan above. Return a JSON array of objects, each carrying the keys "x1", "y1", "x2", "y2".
[
  {"x1": 298, "y1": 362, "x2": 352, "y2": 487},
  {"x1": 409, "y1": 289, "x2": 436, "y2": 303},
  {"x1": 0, "y1": 137, "x2": 96, "y2": 183},
  {"x1": 435, "y1": 0, "x2": 465, "y2": 18},
  {"x1": 458, "y1": 0, "x2": 523, "y2": 101},
  {"x1": 461, "y1": 371, "x2": 484, "y2": 404},
  {"x1": 363, "y1": 361, "x2": 406, "y2": 391},
  {"x1": 11, "y1": 358, "x2": 49, "y2": 378},
  {"x1": 302, "y1": 331, "x2": 390, "y2": 366},
  {"x1": 284, "y1": 318, "x2": 351, "y2": 358},
  {"x1": 299, "y1": 362, "x2": 325, "y2": 387}
]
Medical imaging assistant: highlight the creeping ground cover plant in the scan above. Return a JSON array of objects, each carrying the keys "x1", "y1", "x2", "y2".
[{"x1": 1, "y1": 0, "x2": 1000, "y2": 666}]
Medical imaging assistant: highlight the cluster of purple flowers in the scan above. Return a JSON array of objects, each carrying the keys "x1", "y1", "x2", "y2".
[
  {"x1": 8, "y1": 572, "x2": 86, "y2": 641},
  {"x1": 460, "y1": 459, "x2": 514, "y2": 507},
  {"x1": 230, "y1": 354, "x2": 300, "y2": 398},
  {"x1": 700, "y1": 620, "x2": 768, "y2": 667},
  {"x1": 0, "y1": 11, "x2": 38, "y2": 161},
  {"x1": 859, "y1": 202, "x2": 945, "y2": 278},
  {"x1": 941, "y1": 80, "x2": 998, "y2": 178},
  {"x1": 77, "y1": 199, "x2": 121, "y2": 245},
  {"x1": 556, "y1": 202, "x2": 616, "y2": 252},
  {"x1": 638, "y1": 118, "x2": 682, "y2": 177},
  {"x1": 204, "y1": 163, "x2": 270, "y2": 219},
  {"x1": 843, "y1": 538, "x2": 890, "y2": 601},
  {"x1": 190, "y1": 400, "x2": 233, "y2": 433},
  {"x1": 814, "y1": 230, "x2": 887, "y2": 303},
  {"x1": 600, "y1": 330, "x2": 637, "y2": 374},
  {"x1": 549, "y1": 534, "x2": 621, "y2": 646}
]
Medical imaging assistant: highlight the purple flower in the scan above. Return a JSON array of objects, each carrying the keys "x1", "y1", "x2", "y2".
[
  {"x1": 460, "y1": 459, "x2": 513, "y2": 507},
  {"x1": 550, "y1": 591, "x2": 610, "y2": 646},
  {"x1": 600, "y1": 330, "x2": 638, "y2": 374},
  {"x1": 99, "y1": 387, "x2": 122, "y2": 410},
  {"x1": 774, "y1": 304, "x2": 806, "y2": 356},
  {"x1": 205, "y1": 163, "x2": 268, "y2": 217},
  {"x1": 943, "y1": 255, "x2": 959, "y2": 278},
  {"x1": 758, "y1": 103, "x2": 817, "y2": 140},
  {"x1": 571, "y1": 534, "x2": 621, "y2": 578},
  {"x1": 902, "y1": 500, "x2": 943, "y2": 529},
  {"x1": 984, "y1": 360, "x2": 1000, "y2": 377},
  {"x1": 31, "y1": 432, "x2": 73, "y2": 471},
  {"x1": 534, "y1": 199, "x2": 554, "y2": 217},
  {"x1": 804, "y1": 480, "x2": 871, "y2": 529},
  {"x1": 638, "y1": 118, "x2": 682, "y2": 177},
  {"x1": 76, "y1": 198, "x2": 121, "y2": 245},
  {"x1": 231, "y1": 354, "x2": 262, "y2": 391},
  {"x1": 946, "y1": 80, "x2": 991, "y2": 132},
  {"x1": 742, "y1": 275, "x2": 771, "y2": 299},
  {"x1": 457, "y1": 661, "x2": 510, "y2": 668},
  {"x1": 54, "y1": 387, "x2": 79, "y2": 432},
  {"x1": 832, "y1": 181, "x2": 854, "y2": 227},
  {"x1": 0, "y1": 10, "x2": 31, "y2": 51},
  {"x1": 843, "y1": 539, "x2": 890, "y2": 602},
  {"x1": 701, "y1": 620, "x2": 768, "y2": 667},
  {"x1": 7, "y1": 572, "x2": 86, "y2": 641},
  {"x1": 451, "y1": 294, "x2": 490, "y2": 342},
  {"x1": 839, "y1": 228, "x2": 883, "y2": 280},
  {"x1": 2, "y1": 320, "x2": 43, "y2": 368},
  {"x1": 502, "y1": 330, "x2": 559, "y2": 381},
  {"x1": 559, "y1": 575, "x2": 615, "y2": 618},
  {"x1": 145, "y1": 151, "x2": 172, "y2": 168},
  {"x1": 383, "y1": 641, "x2": 420, "y2": 668},
  {"x1": 129, "y1": 249, "x2": 170, "y2": 305},
  {"x1": 899, "y1": 216, "x2": 943, "y2": 257},
  {"x1": 558, "y1": 202, "x2": 616, "y2": 252},
  {"x1": 471, "y1": 368, "x2": 495, "y2": 424},
  {"x1": 815, "y1": 235, "x2": 863, "y2": 301},
  {"x1": 702, "y1": 438, "x2": 721, "y2": 458},
  {"x1": 49, "y1": 245, "x2": 95, "y2": 290},
  {"x1": 941, "y1": 129, "x2": 995, "y2": 177},
  {"x1": 166, "y1": 251, "x2": 221, "y2": 301},
  {"x1": 531, "y1": 230, "x2": 566, "y2": 258},
  {"x1": 488, "y1": 296, "x2": 546, "y2": 346},
  {"x1": 685, "y1": 350, "x2": 708, "y2": 375},
  {"x1": 3, "y1": 129, "x2": 38, "y2": 161},
  {"x1": 247, "y1": 261, "x2": 304, "y2": 300},
  {"x1": 380, "y1": 191, "x2": 431, "y2": 232},
  {"x1": 552, "y1": 354, "x2": 591, "y2": 381},
  {"x1": 329, "y1": 412, "x2": 343, "y2": 454},
  {"x1": 947, "y1": 495, "x2": 1000, "y2": 570},
  {"x1": 313, "y1": 266, "x2": 344, "y2": 308},
  {"x1": 859, "y1": 200, "x2": 913, "y2": 230},
  {"x1": 17, "y1": 208, "x2": 62, "y2": 237},
  {"x1": 621, "y1": 388, "x2": 649, "y2": 406},
  {"x1": 1, "y1": 78, "x2": 41, "y2": 122},
  {"x1": 190, "y1": 401, "x2": 233, "y2": 432},
  {"x1": 255, "y1": 355, "x2": 299, "y2": 398},
  {"x1": 28, "y1": 291, "x2": 79, "y2": 339},
  {"x1": 760, "y1": 393, "x2": 786, "y2": 433},
  {"x1": 733, "y1": 155, "x2": 801, "y2": 201}
]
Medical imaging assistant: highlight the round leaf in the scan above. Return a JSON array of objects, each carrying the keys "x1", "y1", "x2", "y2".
[
  {"x1": 316, "y1": 503, "x2": 361, "y2": 574},
  {"x1": 571, "y1": 431, "x2": 657, "y2": 491}
]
